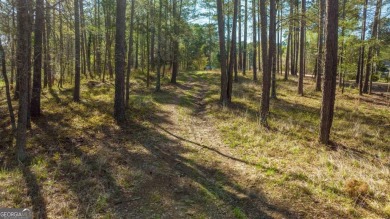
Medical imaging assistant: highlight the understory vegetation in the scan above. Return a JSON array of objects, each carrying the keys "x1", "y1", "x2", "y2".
[{"x1": 1, "y1": 70, "x2": 389, "y2": 218}]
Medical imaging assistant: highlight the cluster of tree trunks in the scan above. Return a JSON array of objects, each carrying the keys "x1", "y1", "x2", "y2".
[{"x1": 1, "y1": 0, "x2": 385, "y2": 161}]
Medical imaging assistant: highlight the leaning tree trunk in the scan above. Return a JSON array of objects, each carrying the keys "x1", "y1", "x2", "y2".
[
  {"x1": 0, "y1": 40, "x2": 16, "y2": 132},
  {"x1": 319, "y1": 0, "x2": 339, "y2": 144}
]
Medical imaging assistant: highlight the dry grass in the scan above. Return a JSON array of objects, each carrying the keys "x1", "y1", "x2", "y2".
[
  {"x1": 0, "y1": 70, "x2": 389, "y2": 218},
  {"x1": 200, "y1": 71, "x2": 390, "y2": 218}
]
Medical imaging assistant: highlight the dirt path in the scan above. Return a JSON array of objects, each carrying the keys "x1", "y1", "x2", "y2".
[{"x1": 146, "y1": 72, "x2": 297, "y2": 218}]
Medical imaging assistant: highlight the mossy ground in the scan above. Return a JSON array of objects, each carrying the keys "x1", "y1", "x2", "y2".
[{"x1": 0, "y1": 70, "x2": 389, "y2": 218}]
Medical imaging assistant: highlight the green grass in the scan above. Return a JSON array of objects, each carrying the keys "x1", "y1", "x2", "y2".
[{"x1": 233, "y1": 206, "x2": 247, "y2": 219}]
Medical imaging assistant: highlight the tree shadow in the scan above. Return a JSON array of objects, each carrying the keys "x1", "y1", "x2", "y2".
[
  {"x1": 153, "y1": 123, "x2": 261, "y2": 167},
  {"x1": 343, "y1": 93, "x2": 390, "y2": 108},
  {"x1": 23, "y1": 91, "x2": 300, "y2": 218},
  {"x1": 21, "y1": 163, "x2": 48, "y2": 219}
]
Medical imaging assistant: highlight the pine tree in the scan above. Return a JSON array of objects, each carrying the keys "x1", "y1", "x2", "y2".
[{"x1": 319, "y1": 0, "x2": 339, "y2": 144}]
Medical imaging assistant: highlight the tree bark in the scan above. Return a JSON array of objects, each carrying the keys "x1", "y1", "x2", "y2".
[
  {"x1": 319, "y1": 0, "x2": 338, "y2": 144},
  {"x1": 364, "y1": 0, "x2": 382, "y2": 93},
  {"x1": 315, "y1": 0, "x2": 325, "y2": 91},
  {"x1": 260, "y1": 0, "x2": 270, "y2": 125},
  {"x1": 0, "y1": 40, "x2": 16, "y2": 132},
  {"x1": 155, "y1": 0, "x2": 162, "y2": 92},
  {"x1": 238, "y1": 0, "x2": 242, "y2": 71},
  {"x1": 31, "y1": 0, "x2": 44, "y2": 117},
  {"x1": 126, "y1": 0, "x2": 135, "y2": 107},
  {"x1": 114, "y1": 0, "x2": 127, "y2": 122},
  {"x1": 358, "y1": 0, "x2": 368, "y2": 95},
  {"x1": 73, "y1": 0, "x2": 81, "y2": 102},
  {"x1": 270, "y1": 0, "x2": 277, "y2": 98},
  {"x1": 217, "y1": 0, "x2": 228, "y2": 105},
  {"x1": 340, "y1": 0, "x2": 347, "y2": 93},
  {"x1": 171, "y1": 0, "x2": 181, "y2": 84},
  {"x1": 243, "y1": 0, "x2": 247, "y2": 75},
  {"x1": 228, "y1": 0, "x2": 238, "y2": 101},
  {"x1": 298, "y1": 0, "x2": 305, "y2": 95},
  {"x1": 285, "y1": 33, "x2": 291, "y2": 80},
  {"x1": 45, "y1": 1, "x2": 52, "y2": 89},
  {"x1": 252, "y1": 0, "x2": 257, "y2": 81},
  {"x1": 16, "y1": 0, "x2": 30, "y2": 161}
]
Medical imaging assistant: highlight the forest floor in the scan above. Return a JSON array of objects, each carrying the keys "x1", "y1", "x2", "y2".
[{"x1": 1, "y1": 70, "x2": 390, "y2": 218}]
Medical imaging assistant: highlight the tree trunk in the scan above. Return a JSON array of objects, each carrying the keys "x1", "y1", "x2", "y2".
[
  {"x1": 150, "y1": 0, "x2": 156, "y2": 72},
  {"x1": 358, "y1": 0, "x2": 368, "y2": 95},
  {"x1": 31, "y1": 0, "x2": 44, "y2": 117},
  {"x1": 260, "y1": 0, "x2": 270, "y2": 125},
  {"x1": 171, "y1": 0, "x2": 181, "y2": 84},
  {"x1": 217, "y1": 0, "x2": 228, "y2": 105},
  {"x1": 364, "y1": 0, "x2": 382, "y2": 93},
  {"x1": 146, "y1": 3, "x2": 150, "y2": 87},
  {"x1": 16, "y1": 0, "x2": 31, "y2": 161},
  {"x1": 270, "y1": 0, "x2": 277, "y2": 99},
  {"x1": 298, "y1": 0, "x2": 305, "y2": 95},
  {"x1": 316, "y1": 0, "x2": 325, "y2": 91},
  {"x1": 238, "y1": 0, "x2": 242, "y2": 71},
  {"x1": 252, "y1": 0, "x2": 257, "y2": 81},
  {"x1": 0, "y1": 40, "x2": 16, "y2": 132},
  {"x1": 243, "y1": 0, "x2": 247, "y2": 75},
  {"x1": 319, "y1": 0, "x2": 338, "y2": 144},
  {"x1": 290, "y1": 0, "x2": 296, "y2": 76},
  {"x1": 96, "y1": 0, "x2": 102, "y2": 79},
  {"x1": 59, "y1": 1, "x2": 65, "y2": 87},
  {"x1": 11, "y1": 4, "x2": 16, "y2": 92},
  {"x1": 258, "y1": 7, "x2": 261, "y2": 73},
  {"x1": 114, "y1": 0, "x2": 126, "y2": 122},
  {"x1": 45, "y1": 1, "x2": 52, "y2": 89},
  {"x1": 126, "y1": 0, "x2": 135, "y2": 107},
  {"x1": 293, "y1": 0, "x2": 299, "y2": 77},
  {"x1": 80, "y1": 0, "x2": 88, "y2": 79},
  {"x1": 340, "y1": 0, "x2": 346, "y2": 94},
  {"x1": 135, "y1": 22, "x2": 139, "y2": 69},
  {"x1": 285, "y1": 32, "x2": 291, "y2": 80},
  {"x1": 228, "y1": 0, "x2": 238, "y2": 101},
  {"x1": 155, "y1": 0, "x2": 162, "y2": 92},
  {"x1": 73, "y1": 0, "x2": 81, "y2": 102}
]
